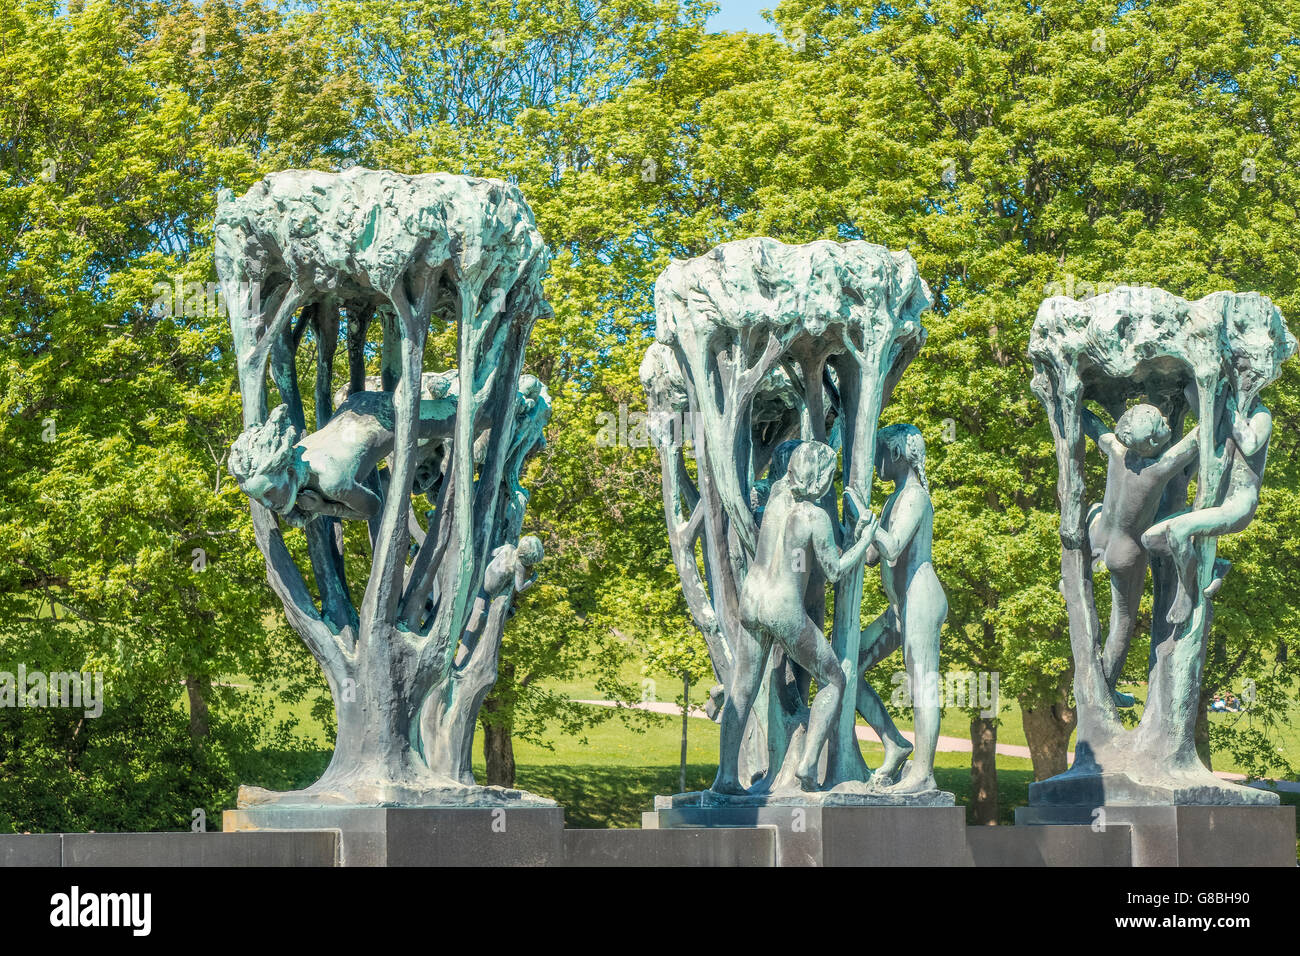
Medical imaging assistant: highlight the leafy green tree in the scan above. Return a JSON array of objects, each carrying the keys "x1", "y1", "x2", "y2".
[{"x1": 0, "y1": 0, "x2": 362, "y2": 830}]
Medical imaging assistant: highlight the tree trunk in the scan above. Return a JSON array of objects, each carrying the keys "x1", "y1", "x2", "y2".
[
  {"x1": 482, "y1": 695, "x2": 516, "y2": 788},
  {"x1": 969, "y1": 715, "x2": 999, "y2": 825},
  {"x1": 1020, "y1": 687, "x2": 1076, "y2": 781},
  {"x1": 185, "y1": 674, "x2": 209, "y2": 747}
]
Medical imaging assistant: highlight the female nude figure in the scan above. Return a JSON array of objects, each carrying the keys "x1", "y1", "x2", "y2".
[{"x1": 716, "y1": 440, "x2": 874, "y2": 793}]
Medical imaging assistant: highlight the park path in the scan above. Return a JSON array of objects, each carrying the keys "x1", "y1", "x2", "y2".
[{"x1": 571, "y1": 698, "x2": 1280, "y2": 788}]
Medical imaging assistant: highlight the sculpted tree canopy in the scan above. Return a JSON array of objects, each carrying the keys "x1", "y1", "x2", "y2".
[
  {"x1": 642, "y1": 237, "x2": 951, "y2": 803},
  {"x1": 218, "y1": 167, "x2": 554, "y2": 806},
  {"x1": 1029, "y1": 286, "x2": 1296, "y2": 805}
]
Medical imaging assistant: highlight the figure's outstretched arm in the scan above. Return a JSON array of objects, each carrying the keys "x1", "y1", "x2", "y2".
[
  {"x1": 1155, "y1": 426, "x2": 1199, "y2": 476},
  {"x1": 1082, "y1": 407, "x2": 1119, "y2": 456},
  {"x1": 870, "y1": 489, "x2": 924, "y2": 564},
  {"x1": 810, "y1": 508, "x2": 875, "y2": 583}
]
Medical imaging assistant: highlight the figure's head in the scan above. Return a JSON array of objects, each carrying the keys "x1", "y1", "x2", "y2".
[
  {"x1": 787, "y1": 441, "x2": 837, "y2": 502},
  {"x1": 876, "y1": 423, "x2": 928, "y2": 491},
  {"x1": 228, "y1": 404, "x2": 309, "y2": 515},
  {"x1": 1115, "y1": 403, "x2": 1172, "y2": 458},
  {"x1": 517, "y1": 535, "x2": 544, "y2": 565}
]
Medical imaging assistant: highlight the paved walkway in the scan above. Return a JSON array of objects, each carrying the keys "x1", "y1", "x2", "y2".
[{"x1": 572, "y1": 698, "x2": 1282, "y2": 787}]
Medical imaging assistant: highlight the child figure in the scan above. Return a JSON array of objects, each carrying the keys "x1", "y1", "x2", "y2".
[
  {"x1": 1082, "y1": 403, "x2": 1198, "y2": 700},
  {"x1": 1143, "y1": 383, "x2": 1272, "y2": 625}
]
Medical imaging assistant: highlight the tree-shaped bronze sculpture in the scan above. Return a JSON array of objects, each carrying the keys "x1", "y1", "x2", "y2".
[
  {"x1": 218, "y1": 168, "x2": 553, "y2": 807},
  {"x1": 641, "y1": 238, "x2": 950, "y2": 803},
  {"x1": 1029, "y1": 286, "x2": 1295, "y2": 806}
]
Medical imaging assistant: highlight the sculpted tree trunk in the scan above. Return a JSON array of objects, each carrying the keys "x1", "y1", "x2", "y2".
[
  {"x1": 1194, "y1": 691, "x2": 1213, "y2": 771},
  {"x1": 218, "y1": 168, "x2": 553, "y2": 807},
  {"x1": 642, "y1": 238, "x2": 941, "y2": 800}
]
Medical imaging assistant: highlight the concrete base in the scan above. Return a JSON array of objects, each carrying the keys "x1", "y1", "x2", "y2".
[
  {"x1": 1015, "y1": 804, "x2": 1297, "y2": 866},
  {"x1": 564, "y1": 827, "x2": 775, "y2": 866},
  {"x1": 0, "y1": 831, "x2": 337, "y2": 866},
  {"x1": 0, "y1": 834, "x2": 63, "y2": 866},
  {"x1": 223, "y1": 805, "x2": 565, "y2": 866},
  {"x1": 655, "y1": 788, "x2": 955, "y2": 809},
  {"x1": 966, "y1": 824, "x2": 1131, "y2": 866},
  {"x1": 645, "y1": 805, "x2": 970, "y2": 866}
]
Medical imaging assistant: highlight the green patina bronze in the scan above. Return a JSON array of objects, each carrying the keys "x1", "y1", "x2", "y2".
[
  {"x1": 1029, "y1": 286, "x2": 1296, "y2": 806},
  {"x1": 641, "y1": 237, "x2": 953, "y2": 805},
  {"x1": 218, "y1": 167, "x2": 553, "y2": 807}
]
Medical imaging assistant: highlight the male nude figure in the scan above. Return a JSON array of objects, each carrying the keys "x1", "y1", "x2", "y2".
[
  {"x1": 713, "y1": 440, "x2": 874, "y2": 793},
  {"x1": 1082, "y1": 402, "x2": 1199, "y2": 700},
  {"x1": 1143, "y1": 376, "x2": 1272, "y2": 626},
  {"x1": 456, "y1": 535, "x2": 544, "y2": 665},
  {"x1": 853, "y1": 424, "x2": 947, "y2": 792}
]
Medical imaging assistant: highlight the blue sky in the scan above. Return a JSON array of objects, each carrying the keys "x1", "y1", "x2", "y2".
[{"x1": 708, "y1": 0, "x2": 781, "y2": 34}]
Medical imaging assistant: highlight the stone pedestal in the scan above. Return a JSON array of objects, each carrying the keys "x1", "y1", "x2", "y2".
[
  {"x1": 965, "y1": 824, "x2": 1131, "y2": 866},
  {"x1": 564, "y1": 827, "x2": 775, "y2": 866},
  {"x1": 223, "y1": 806, "x2": 566, "y2": 867},
  {"x1": 1015, "y1": 803, "x2": 1297, "y2": 867},
  {"x1": 0, "y1": 831, "x2": 338, "y2": 866},
  {"x1": 0, "y1": 834, "x2": 63, "y2": 866},
  {"x1": 644, "y1": 804, "x2": 970, "y2": 866}
]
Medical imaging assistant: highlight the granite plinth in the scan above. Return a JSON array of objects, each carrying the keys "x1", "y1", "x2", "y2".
[{"x1": 223, "y1": 805, "x2": 565, "y2": 867}]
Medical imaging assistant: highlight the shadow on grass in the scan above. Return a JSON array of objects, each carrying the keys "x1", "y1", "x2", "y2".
[{"x1": 517, "y1": 763, "x2": 1039, "y2": 829}]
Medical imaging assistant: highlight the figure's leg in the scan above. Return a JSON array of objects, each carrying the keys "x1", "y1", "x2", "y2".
[
  {"x1": 891, "y1": 604, "x2": 942, "y2": 793},
  {"x1": 785, "y1": 619, "x2": 847, "y2": 790},
  {"x1": 856, "y1": 610, "x2": 911, "y2": 782},
  {"x1": 1144, "y1": 494, "x2": 1254, "y2": 625},
  {"x1": 1086, "y1": 503, "x2": 1105, "y2": 572},
  {"x1": 710, "y1": 631, "x2": 771, "y2": 794},
  {"x1": 1100, "y1": 556, "x2": 1146, "y2": 707}
]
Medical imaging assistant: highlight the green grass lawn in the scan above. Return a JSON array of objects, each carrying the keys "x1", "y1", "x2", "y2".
[
  {"x1": 499, "y1": 716, "x2": 1035, "y2": 829},
  {"x1": 522, "y1": 654, "x2": 1300, "y2": 778}
]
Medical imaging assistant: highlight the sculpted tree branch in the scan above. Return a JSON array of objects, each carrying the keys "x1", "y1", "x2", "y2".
[
  {"x1": 643, "y1": 238, "x2": 945, "y2": 804},
  {"x1": 218, "y1": 168, "x2": 554, "y2": 808}
]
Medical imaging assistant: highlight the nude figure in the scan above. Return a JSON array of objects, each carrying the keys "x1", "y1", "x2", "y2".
[
  {"x1": 1081, "y1": 402, "x2": 1199, "y2": 700},
  {"x1": 229, "y1": 383, "x2": 458, "y2": 526},
  {"x1": 1143, "y1": 380, "x2": 1272, "y2": 626},
  {"x1": 456, "y1": 535, "x2": 543, "y2": 666},
  {"x1": 853, "y1": 424, "x2": 946, "y2": 793},
  {"x1": 713, "y1": 440, "x2": 874, "y2": 793}
]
